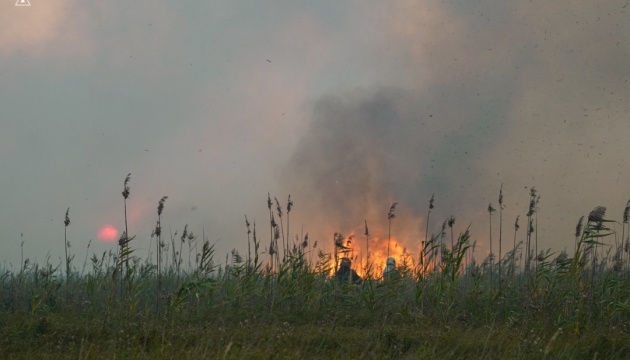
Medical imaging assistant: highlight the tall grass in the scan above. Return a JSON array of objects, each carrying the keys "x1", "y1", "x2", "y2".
[
  {"x1": 487, "y1": 203, "x2": 495, "y2": 289},
  {"x1": 63, "y1": 207, "x2": 70, "y2": 303},
  {"x1": 498, "y1": 184, "x2": 504, "y2": 292},
  {"x1": 155, "y1": 195, "x2": 167, "y2": 313},
  {"x1": 4, "y1": 182, "x2": 630, "y2": 358},
  {"x1": 387, "y1": 202, "x2": 397, "y2": 258},
  {"x1": 512, "y1": 215, "x2": 520, "y2": 276}
]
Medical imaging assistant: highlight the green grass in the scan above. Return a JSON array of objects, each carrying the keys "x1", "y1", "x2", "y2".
[{"x1": 2, "y1": 187, "x2": 630, "y2": 358}]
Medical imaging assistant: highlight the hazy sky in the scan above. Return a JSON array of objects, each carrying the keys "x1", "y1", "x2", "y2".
[{"x1": 2, "y1": 1, "x2": 630, "y2": 270}]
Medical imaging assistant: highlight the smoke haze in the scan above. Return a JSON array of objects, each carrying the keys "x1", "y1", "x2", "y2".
[{"x1": 1, "y1": 1, "x2": 630, "y2": 268}]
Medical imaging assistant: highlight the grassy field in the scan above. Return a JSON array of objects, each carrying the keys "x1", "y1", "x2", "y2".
[{"x1": 2, "y1": 186, "x2": 630, "y2": 358}]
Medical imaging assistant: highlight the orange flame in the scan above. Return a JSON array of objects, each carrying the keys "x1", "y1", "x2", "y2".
[{"x1": 332, "y1": 228, "x2": 420, "y2": 278}]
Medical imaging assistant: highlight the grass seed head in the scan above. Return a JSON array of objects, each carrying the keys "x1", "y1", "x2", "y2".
[
  {"x1": 575, "y1": 216, "x2": 584, "y2": 237},
  {"x1": 157, "y1": 196, "x2": 168, "y2": 216},
  {"x1": 275, "y1": 197, "x2": 282, "y2": 217},
  {"x1": 527, "y1": 187, "x2": 537, "y2": 216},
  {"x1": 122, "y1": 173, "x2": 131, "y2": 199},
  {"x1": 287, "y1": 195, "x2": 293, "y2": 213},
  {"x1": 388, "y1": 202, "x2": 398, "y2": 220},
  {"x1": 64, "y1": 207, "x2": 70, "y2": 227},
  {"x1": 181, "y1": 224, "x2": 188, "y2": 243},
  {"x1": 588, "y1": 206, "x2": 606, "y2": 224},
  {"x1": 301, "y1": 234, "x2": 309, "y2": 249}
]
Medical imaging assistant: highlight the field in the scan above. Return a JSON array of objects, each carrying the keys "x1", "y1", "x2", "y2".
[{"x1": 3, "y1": 188, "x2": 630, "y2": 359}]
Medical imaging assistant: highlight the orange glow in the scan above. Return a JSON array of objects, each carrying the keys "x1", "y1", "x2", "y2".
[
  {"x1": 97, "y1": 225, "x2": 118, "y2": 242},
  {"x1": 333, "y1": 229, "x2": 419, "y2": 278},
  {"x1": 315, "y1": 204, "x2": 439, "y2": 278}
]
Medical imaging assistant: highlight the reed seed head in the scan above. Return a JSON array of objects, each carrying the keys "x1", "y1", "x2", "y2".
[
  {"x1": 388, "y1": 202, "x2": 398, "y2": 220},
  {"x1": 245, "y1": 215, "x2": 251, "y2": 234},
  {"x1": 275, "y1": 197, "x2": 283, "y2": 217},
  {"x1": 527, "y1": 187, "x2": 537, "y2": 216},
  {"x1": 64, "y1": 207, "x2": 70, "y2": 227},
  {"x1": 181, "y1": 224, "x2": 188, "y2": 243},
  {"x1": 157, "y1": 196, "x2": 168, "y2": 216},
  {"x1": 122, "y1": 173, "x2": 131, "y2": 199},
  {"x1": 588, "y1": 206, "x2": 606, "y2": 224},
  {"x1": 575, "y1": 216, "x2": 584, "y2": 238},
  {"x1": 488, "y1": 203, "x2": 495, "y2": 214},
  {"x1": 287, "y1": 195, "x2": 293, "y2": 213}
]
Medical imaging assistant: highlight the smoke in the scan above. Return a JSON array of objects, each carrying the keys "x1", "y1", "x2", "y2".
[
  {"x1": 281, "y1": 0, "x2": 630, "y2": 260},
  {"x1": 280, "y1": 85, "x2": 509, "y2": 255}
]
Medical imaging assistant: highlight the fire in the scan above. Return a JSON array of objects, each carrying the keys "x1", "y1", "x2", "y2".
[
  {"x1": 303, "y1": 203, "x2": 444, "y2": 278},
  {"x1": 333, "y1": 229, "x2": 417, "y2": 278}
]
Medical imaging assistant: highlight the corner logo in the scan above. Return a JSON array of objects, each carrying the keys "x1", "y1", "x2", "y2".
[{"x1": 15, "y1": 0, "x2": 31, "y2": 6}]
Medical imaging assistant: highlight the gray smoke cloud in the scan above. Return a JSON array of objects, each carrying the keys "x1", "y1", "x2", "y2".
[
  {"x1": 280, "y1": 85, "x2": 507, "y2": 257},
  {"x1": 280, "y1": 0, "x2": 630, "y2": 261}
]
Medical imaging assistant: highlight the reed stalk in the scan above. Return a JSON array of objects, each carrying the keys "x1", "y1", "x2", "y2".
[
  {"x1": 122, "y1": 174, "x2": 130, "y2": 274},
  {"x1": 287, "y1": 195, "x2": 293, "y2": 259},
  {"x1": 487, "y1": 203, "x2": 495, "y2": 289},
  {"x1": 498, "y1": 184, "x2": 504, "y2": 292},
  {"x1": 274, "y1": 197, "x2": 285, "y2": 261},
  {"x1": 245, "y1": 215, "x2": 251, "y2": 274},
  {"x1": 512, "y1": 215, "x2": 519, "y2": 277},
  {"x1": 156, "y1": 196, "x2": 167, "y2": 313},
  {"x1": 364, "y1": 220, "x2": 370, "y2": 275},
  {"x1": 64, "y1": 207, "x2": 70, "y2": 303},
  {"x1": 387, "y1": 202, "x2": 398, "y2": 258}
]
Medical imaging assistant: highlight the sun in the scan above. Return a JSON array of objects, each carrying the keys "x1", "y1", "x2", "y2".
[{"x1": 98, "y1": 225, "x2": 119, "y2": 242}]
